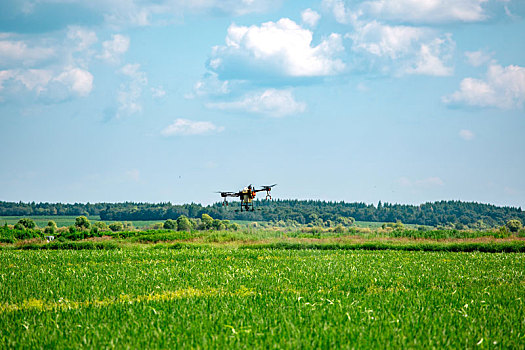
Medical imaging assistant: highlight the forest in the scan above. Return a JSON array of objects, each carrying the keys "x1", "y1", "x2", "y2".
[{"x1": 0, "y1": 199, "x2": 523, "y2": 228}]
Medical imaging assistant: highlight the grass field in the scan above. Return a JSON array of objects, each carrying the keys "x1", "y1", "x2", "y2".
[
  {"x1": 0, "y1": 216, "x2": 161, "y2": 229},
  {"x1": 1, "y1": 248, "x2": 524, "y2": 348},
  {"x1": 0, "y1": 215, "x2": 422, "y2": 231}
]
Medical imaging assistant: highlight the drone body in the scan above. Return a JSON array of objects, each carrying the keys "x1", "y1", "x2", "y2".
[{"x1": 217, "y1": 184, "x2": 276, "y2": 212}]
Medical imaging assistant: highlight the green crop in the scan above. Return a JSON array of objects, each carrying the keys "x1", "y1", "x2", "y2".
[{"x1": 1, "y1": 249, "x2": 524, "y2": 348}]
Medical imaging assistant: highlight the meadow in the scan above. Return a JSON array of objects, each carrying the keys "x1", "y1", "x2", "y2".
[
  {"x1": 1, "y1": 248, "x2": 524, "y2": 348},
  {"x1": 0, "y1": 216, "x2": 162, "y2": 229}
]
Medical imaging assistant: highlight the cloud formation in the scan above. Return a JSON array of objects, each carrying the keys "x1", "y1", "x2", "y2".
[
  {"x1": 161, "y1": 118, "x2": 224, "y2": 136},
  {"x1": 67, "y1": 26, "x2": 97, "y2": 52},
  {"x1": 348, "y1": 21, "x2": 454, "y2": 76},
  {"x1": 0, "y1": 28, "x2": 103, "y2": 102},
  {"x1": 98, "y1": 34, "x2": 129, "y2": 63},
  {"x1": 444, "y1": 64, "x2": 525, "y2": 109},
  {"x1": 209, "y1": 18, "x2": 345, "y2": 81},
  {"x1": 54, "y1": 67, "x2": 93, "y2": 96},
  {"x1": 117, "y1": 63, "x2": 147, "y2": 117},
  {"x1": 1, "y1": 0, "x2": 284, "y2": 32},
  {"x1": 207, "y1": 89, "x2": 306, "y2": 117},
  {"x1": 323, "y1": 0, "x2": 490, "y2": 24},
  {"x1": 301, "y1": 8, "x2": 321, "y2": 28},
  {"x1": 361, "y1": 0, "x2": 489, "y2": 24},
  {"x1": 0, "y1": 38, "x2": 55, "y2": 68},
  {"x1": 464, "y1": 50, "x2": 493, "y2": 67}
]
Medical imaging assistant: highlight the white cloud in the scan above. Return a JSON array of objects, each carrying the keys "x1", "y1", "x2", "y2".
[
  {"x1": 404, "y1": 36, "x2": 454, "y2": 76},
  {"x1": 54, "y1": 67, "x2": 93, "y2": 96},
  {"x1": 361, "y1": 0, "x2": 488, "y2": 24},
  {"x1": 210, "y1": 18, "x2": 345, "y2": 80},
  {"x1": 161, "y1": 118, "x2": 224, "y2": 136},
  {"x1": 301, "y1": 8, "x2": 321, "y2": 28},
  {"x1": 207, "y1": 89, "x2": 306, "y2": 117},
  {"x1": 444, "y1": 64, "x2": 525, "y2": 109},
  {"x1": 60, "y1": 0, "x2": 283, "y2": 27},
  {"x1": 459, "y1": 129, "x2": 475, "y2": 140},
  {"x1": 117, "y1": 63, "x2": 148, "y2": 117},
  {"x1": 67, "y1": 27, "x2": 97, "y2": 52},
  {"x1": 0, "y1": 40, "x2": 55, "y2": 68},
  {"x1": 348, "y1": 21, "x2": 426, "y2": 59},
  {"x1": 0, "y1": 30, "x2": 97, "y2": 102},
  {"x1": 0, "y1": 70, "x2": 15, "y2": 91},
  {"x1": 322, "y1": 0, "x2": 360, "y2": 25},
  {"x1": 187, "y1": 72, "x2": 230, "y2": 98},
  {"x1": 1, "y1": 67, "x2": 93, "y2": 99},
  {"x1": 465, "y1": 50, "x2": 493, "y2": 67},
  {"x1": 13, "y1": 69, "x2": 53, "y2": 93},
  {"x1": 98, "y1": 34, "x2": 130, "y2": 63},
  {"x1": 179, "y1": 0, "x2": 283, "y2": 16},
  {"x1": 348, "y1": 21, "x2": 454, "y2": 76},
  {"x1": 151, "y1": 86, "x2": 166, "y2": 98}
]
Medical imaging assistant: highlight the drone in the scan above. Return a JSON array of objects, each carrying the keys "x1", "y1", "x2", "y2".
[{"x1": 217, "y1": 184, "x2": 277, "y2": 212}]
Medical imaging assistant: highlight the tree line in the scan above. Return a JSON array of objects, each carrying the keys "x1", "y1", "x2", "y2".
[{"x1": 0, "y1": 199, "x2": 523, "y2": 228}]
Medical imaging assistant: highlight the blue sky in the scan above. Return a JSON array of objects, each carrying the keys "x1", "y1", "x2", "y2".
[{"x1": 0, "y1": 0, "x2": 524, "y2": 207}]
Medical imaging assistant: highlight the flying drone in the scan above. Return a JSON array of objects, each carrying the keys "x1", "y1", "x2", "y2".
[{"x1": 217, "y1": 184, "x2": 277, "y2": 212}]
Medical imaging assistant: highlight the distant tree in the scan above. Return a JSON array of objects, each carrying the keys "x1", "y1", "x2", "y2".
[
  {"x1": 93, "y1": 222, "x2": 108, "y2": 231},
  {"x1": 333, "y1": 224, "x2": 345, "y2": 233},
  {"x1": 44, "y1": 220, "x2": 57, "y2": 234},
  {"x1": 75, "y1": 216, "x2": 91, "y2": 230},
  {"x1": 229, "y1": 223, "x2": 240, "y2": 231},
  {"x1": 506, "y1": 219, "x2": 523, "y2": 233},
  {"x1": 17, "y1": 218, "x2": 36, "y2": 229},
  {"x1": 212, "y1": 219, "x2": 225, "y2": 230},
  {"x1": 109, "y1": 222, "x2": 123, "y2": 232},
  {"x1": 177, "y1": 215, "x2": 192, "y2": 231},
  {"x1": 123, "y1": 221, "x2": 134, "y2": 231},
  {"x1": 201, "y1": 214, "x2": 213, "y2": 229},
  {"x1": 163, "y1": 219, "x2": 177, "y2": 230}
]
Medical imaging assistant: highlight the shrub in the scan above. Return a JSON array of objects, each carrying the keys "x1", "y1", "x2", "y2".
[
  {"x1": 163, "y1": 219, "x2": 177, "y2": 230},
  {"x1": 202, "y1": 214, "x2": 213, "y2": 229},
  {"x1": 333, "y1": 225, "x2": 345, "y2": 233},
  {"x1": 93, "y1": 221, "x2": 108, "y2": 231},
  {"x1": 44, "y1": 220, "x2": 57, "y2": 234},
  {"x1": 506, "y1": 219, "x2": 523, "y2": 233},
  {"x1": 229, "y1": 223, "x2": 240, "y2": 231},
  {"x1": 177, "y1": 215, "x2": 192, "y2": 231},
  {"x1": 109, "y1": 222, "x2": 124, "y2": 232},
  {"x1": 17, "y1": 218, "x2": 36, "y2": 229},
  {"x1": 75, "y1": 216, "x2": 91, "y2": 230},
  {"x1": 212, "y1": 219, "x2": 226, "y2": 231}
]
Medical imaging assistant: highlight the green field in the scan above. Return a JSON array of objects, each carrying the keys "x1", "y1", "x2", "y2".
[
  {"x1": 0, "y1": 215, "x2": 422, "y2": 231},
  {"x1": 0, "y1": 216, "x2": 162, "y2": 229},
  {"x1": 1, "y1": 248, "x2": 524, "y2": 348}
]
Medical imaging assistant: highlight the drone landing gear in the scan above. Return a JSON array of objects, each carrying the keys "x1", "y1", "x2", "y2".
[{"x1": 239, "y1": 201, "x2": 254, "y2": 212}]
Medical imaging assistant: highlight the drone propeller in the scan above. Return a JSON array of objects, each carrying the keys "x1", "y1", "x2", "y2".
[
  {"x1": 215, "y1": 191, "x2": 235, "y2": 197},
  {"x1": 257, "y1": 184, "x2": 277, "y2": 200}
]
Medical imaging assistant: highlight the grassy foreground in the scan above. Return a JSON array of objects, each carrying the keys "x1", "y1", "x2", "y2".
[{"x1": 1, "y1": 248, "x2": 524, "y2": 348}]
